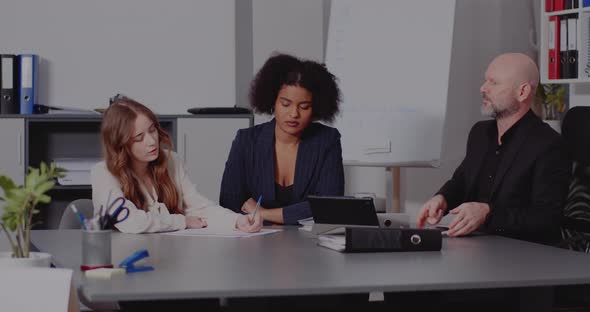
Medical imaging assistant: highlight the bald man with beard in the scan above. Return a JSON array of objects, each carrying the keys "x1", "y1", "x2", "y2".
[{"x1": 416, "y1": 53, "x2": 571, "y2": 244}]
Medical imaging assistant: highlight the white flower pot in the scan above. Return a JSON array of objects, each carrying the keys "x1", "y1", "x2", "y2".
[
  {"x1": 0, "y1": 252, "x2": 52, "y2": 268},
  {"x1": 543, "y1": 120, "x2": 561, "y2": 134}
]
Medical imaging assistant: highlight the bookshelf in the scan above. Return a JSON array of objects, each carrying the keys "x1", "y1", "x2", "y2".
[{"x1": 540, "y1": 0, "x2": 590, "y2": 83}]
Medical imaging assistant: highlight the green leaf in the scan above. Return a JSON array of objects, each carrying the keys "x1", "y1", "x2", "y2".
[
  {"x1": 0, "y1": 176, "x2": 16, "y2": 195},
  {"x1": 25, "y1": 169, "x2": 40, "y2": 191},
  {"x1": 55, "y1": 168, "x2": 67, "y2": 178},
  {"x1": 37, "y1": 194, "x2": 51, "y2": 204},
  {"x1": 33, "y1": 181, "x2": 55, "y2": 197},
  {"x1": 0, "y1": 161, "x2": 62, "y2": 246},
  {"x1": 5, "y1": 218, "x2": 17, "y2": 232},
  {"x1": 40, "y1": 162, "x2": 47, "y2": 175}
]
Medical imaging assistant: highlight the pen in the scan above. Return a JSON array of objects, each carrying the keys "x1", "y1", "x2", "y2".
[
  {"x1": 71, "y1": 204, "x2": 88, "y2": 230},
  {"x1": 251, "y1": 195, "x2": 262, "y2": 225}
]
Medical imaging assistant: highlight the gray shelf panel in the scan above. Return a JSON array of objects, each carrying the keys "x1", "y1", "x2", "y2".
[
  {"x1": 53, "y1": 185, "x2": 91, "y2": 191},
  {"x1": 26, "y1": 119, "x2": 176, "y2": 167},
  {"x1": 28, "y1": 120, "x2": 102, "y2": 165},
  {"x1": 0, "y1": 114, "x2": 253, "y2": 120}
]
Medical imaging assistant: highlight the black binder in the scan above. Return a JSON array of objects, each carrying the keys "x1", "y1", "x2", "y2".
[
  {"x1": 0, "y1": 55, "x2": 19, "y2": 114},
  {"x1": 567, "y1": 14, "x2": 579, "y2": 79},
  {"x1": 565, "y1": 0, "x2": 579, "y2": 9},
  {"x1": 560, "y1": 17, "x2": 569, "y2": 79},
  {"x1": 343, "y1": 227, "x2": 442, "y2": 252}
]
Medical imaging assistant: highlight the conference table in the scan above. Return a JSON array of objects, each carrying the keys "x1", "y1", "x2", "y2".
[{"x1": 23, "y1": 228, "x2": 590, "y2": 310}]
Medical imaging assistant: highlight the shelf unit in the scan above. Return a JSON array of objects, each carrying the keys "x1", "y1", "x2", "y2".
[
  {"x1": 540, "y1": 0, "x2": 590, "y2": 83},
  {"x1": 0, "y1": 114, "x2": 252, "y2": 229}
]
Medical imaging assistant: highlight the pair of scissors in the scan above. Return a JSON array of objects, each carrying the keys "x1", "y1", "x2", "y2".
[{"x1": 100, "y1": 197, "x2": 130, "y2": 230}]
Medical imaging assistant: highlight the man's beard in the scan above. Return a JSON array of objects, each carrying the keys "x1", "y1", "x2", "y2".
[{"x1": 481, "y1": 98, "x2": 519, "y2": 119}]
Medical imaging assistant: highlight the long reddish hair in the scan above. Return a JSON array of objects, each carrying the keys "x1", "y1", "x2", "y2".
[{"x1": 100, "y1": 99, "x2": 180, "y2": 213}]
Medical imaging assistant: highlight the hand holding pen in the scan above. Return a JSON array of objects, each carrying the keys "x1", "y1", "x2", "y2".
[
  {"x1": 251, "y1": 195, "x2": 262, "y2": 225},
  {"x1": 237, "y1": 195, "x2": 263, "y2": 233},
  {"x1": 236, "y1": 213, "x2": 262, "y2": 233},
  {"x1": 240, "y1": 195, "x2": 263, "y2": 217}
]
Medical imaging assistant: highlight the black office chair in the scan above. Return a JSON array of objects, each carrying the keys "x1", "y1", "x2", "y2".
[{"x1": 560, "y1": 106, "x2": 590, "y2": 253}]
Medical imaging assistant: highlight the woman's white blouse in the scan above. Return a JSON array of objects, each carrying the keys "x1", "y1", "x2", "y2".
[{"x1": 90, "y1": 151, "x2": 239, "y2": 233}]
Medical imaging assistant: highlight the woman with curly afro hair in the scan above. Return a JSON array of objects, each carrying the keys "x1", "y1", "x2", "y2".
[{"x1": 220, "y1": 52, "x2": 344, "y2": 225}]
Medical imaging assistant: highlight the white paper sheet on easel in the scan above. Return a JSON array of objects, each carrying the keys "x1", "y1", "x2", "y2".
[
  {"x1": 0, "y1": 268, "x2": 74, "y2": 311},
  {"x1": 163, "y1": 228, "x2": 282, "y2": 238}
]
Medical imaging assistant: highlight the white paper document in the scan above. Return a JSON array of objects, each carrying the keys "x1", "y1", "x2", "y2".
[
  {"x1": 317, "y1": 234, "x2": 346, "y2": 252},
  {"x1": 163, "y1": 228, "x2": 282, "y2": 238},
  {"x1": 0, "y1": 268, "x2": 74, "y2": 311},
  {"x1": 297, "y1": 217, "x2": 314, "y2": 232}
]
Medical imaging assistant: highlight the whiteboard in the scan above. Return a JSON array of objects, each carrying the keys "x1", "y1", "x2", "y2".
[{"x1": 325, "y1": 0, "x2": 456, "y2": 167}]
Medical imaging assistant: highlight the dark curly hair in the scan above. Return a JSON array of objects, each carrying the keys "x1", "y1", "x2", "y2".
[{"x1": 249, "y1": 52, "x2": 341, "y2": 123}]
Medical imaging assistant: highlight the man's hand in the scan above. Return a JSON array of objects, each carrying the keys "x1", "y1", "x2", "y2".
[
  {"x1": 236, "y1": 213, "x2": 263, "y2": 233},
  {"x1": 186, "y1": 216, "x2": 207, "y2": 229},
  {"x1": 446, "y1": 202, "x2": 490, "y2": 237},
  {"x1": 416, "y1": 194, "x2": 448, "y2": 228}
]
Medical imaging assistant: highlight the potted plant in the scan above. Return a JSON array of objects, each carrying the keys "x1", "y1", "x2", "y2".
[
  {"x1": 535, "y1": 83, "x2": 568, "y2": 133},
  {"x1": 0, "y1": 162, "x2": 65, "y2": 267}
]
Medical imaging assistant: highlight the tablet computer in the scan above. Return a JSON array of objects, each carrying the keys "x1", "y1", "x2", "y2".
[{"x1": 308, "y1": 195, "x2": 379, "y2": 234}]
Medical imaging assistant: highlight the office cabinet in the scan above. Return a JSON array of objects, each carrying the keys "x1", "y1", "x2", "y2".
[
  {"x1": 0, "y1": 118, "x2": 25, "y2": 186},
  {"x1": 177, "y1": 117, "x2": 250, "y2": 202}
]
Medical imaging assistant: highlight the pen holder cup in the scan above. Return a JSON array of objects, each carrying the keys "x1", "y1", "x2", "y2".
[{"x1": 81, "y1": 229, "x2": 112, "y2": 270}]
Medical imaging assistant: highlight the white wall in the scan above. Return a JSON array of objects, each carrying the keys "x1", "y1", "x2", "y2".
[
  {"x1": 570, "y1": 84, "x2": 590, "y2": 108},
  {"x1": 252, "y1": 0, "x2": 325, "y2": 125},
  {"x1": 252, "y1": 0, "x2": 324, "y2": 74},
  {"x1": 0, "y1": 0, "x2": 235, "y2": 114}
]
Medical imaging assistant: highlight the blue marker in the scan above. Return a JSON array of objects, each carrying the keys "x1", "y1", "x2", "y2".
[{"x1": 71, "y1": 204, "x2": 88, "y2": 230}]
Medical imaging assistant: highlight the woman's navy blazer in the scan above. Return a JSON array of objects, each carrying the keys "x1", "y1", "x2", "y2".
[{"x1": 219, "y1": 119, "x2": 345, "y2": 225}]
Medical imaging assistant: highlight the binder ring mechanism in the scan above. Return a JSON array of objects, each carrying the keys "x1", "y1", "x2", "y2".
[{"x1": 410, "y1": 234, "x2": 422, "y2": 245}]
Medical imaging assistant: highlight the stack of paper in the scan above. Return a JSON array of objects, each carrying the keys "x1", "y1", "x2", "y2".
[
  {"x1": 163, "y1": 227, "x2": 281, "y2": 238},
  {"x1": 297, "y1": 217, "x2": 314, "y2": 232},
  {"x1": 54, "y1": 158, "x2": 102, "y2": 185},
  {"x1": 317, "y1": 234, "x2": 345, "y2": 252}
]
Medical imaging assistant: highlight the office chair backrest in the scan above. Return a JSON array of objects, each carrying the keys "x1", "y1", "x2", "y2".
[
  {"x1": 562, "y1": 106, "x2": 590, "y2": 165},
  {"x1": 59, "y1": 199, "x2": 94, "y2": 229},
  {"x1": 560, "y1": 106, "x2": 590, "y2": 253}
]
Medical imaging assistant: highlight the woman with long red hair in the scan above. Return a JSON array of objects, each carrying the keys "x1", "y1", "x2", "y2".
[{"x1": 91, "y1": 98, "x2": 262, "y2": 233}]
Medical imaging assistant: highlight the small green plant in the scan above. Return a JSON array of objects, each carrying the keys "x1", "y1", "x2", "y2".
[
  {"x1": 0, "y1": 162, "x2": 65, "y2": 258},
  {"x1": 535, "y1": 84, "x2": 567, "y2": 120}
]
